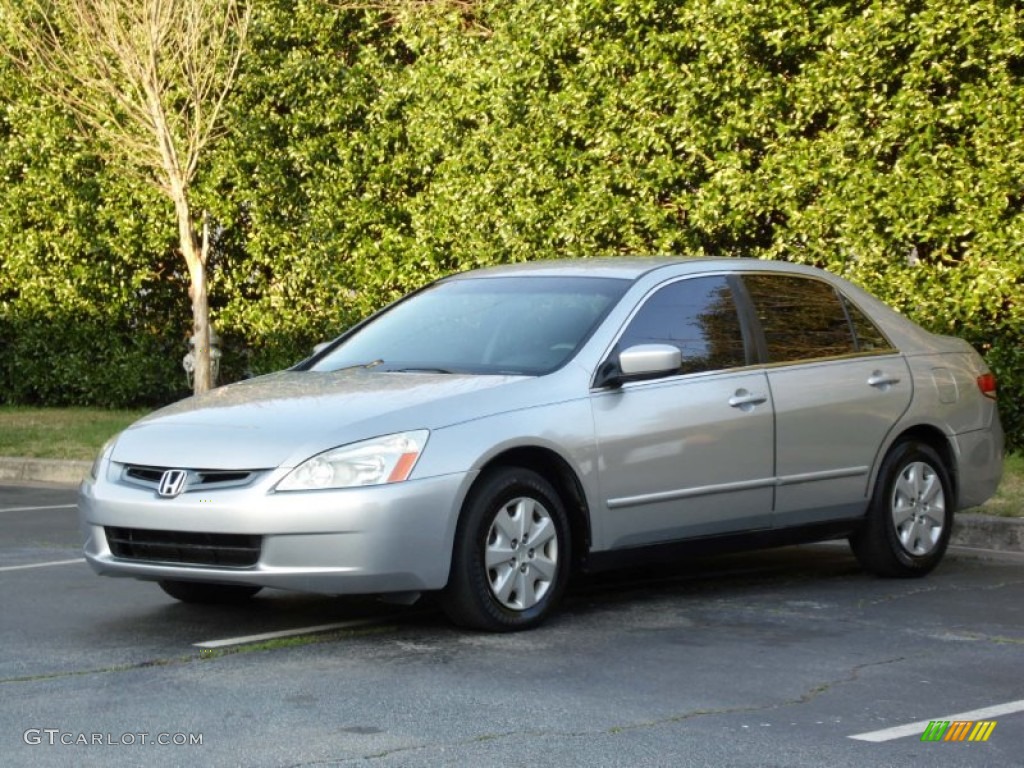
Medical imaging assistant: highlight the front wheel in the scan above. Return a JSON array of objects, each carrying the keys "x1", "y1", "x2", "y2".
[
  {"x1": 850, "y1": 441, "x2": 953, "y2": 577},
  {"x1": 441, "y1": 467, "x2": 570, "y2": 631},
  {"x1": 158, "y1": 580, "x2": 262, "y2": 604}
]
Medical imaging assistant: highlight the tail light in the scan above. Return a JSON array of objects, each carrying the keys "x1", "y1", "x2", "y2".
[{"x1": 976, "y1": 372, "x2": 997, "y2": 400}]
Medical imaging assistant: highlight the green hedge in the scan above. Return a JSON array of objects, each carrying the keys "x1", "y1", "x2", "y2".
[
  {"x1": 0, "y1": 311, "x2": 188, "y2": 408},
  {"x1": 1, "y1": 0, "x2": 1021, "y2": 448}
]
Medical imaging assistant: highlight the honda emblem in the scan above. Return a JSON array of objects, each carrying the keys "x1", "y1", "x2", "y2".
[{"x1": 157, "y1": 469, "x2": 188, "y2": 498}]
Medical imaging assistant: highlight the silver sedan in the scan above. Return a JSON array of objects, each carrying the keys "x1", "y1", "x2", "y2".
[{"x1": 79, "y1": 258, "x2": 1004, "y2": 631}]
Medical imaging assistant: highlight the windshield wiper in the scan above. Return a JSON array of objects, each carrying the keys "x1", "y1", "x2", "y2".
[
  {"x1": 384, "y1": 366, "x2": 456, "y2": 374},
  {"x1": 327, "y1": 359, "x2": 384, "y2": 373}
]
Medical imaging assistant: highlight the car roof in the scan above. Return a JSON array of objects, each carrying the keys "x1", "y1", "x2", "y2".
[
  {"x1": 442, "y1": 257, "x2": 949, "y2": 353},
  {"x1": 445, "y1": 256, "x2": 830, "y2": 282}
]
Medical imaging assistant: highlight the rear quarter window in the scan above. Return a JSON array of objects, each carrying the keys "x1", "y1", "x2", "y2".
[{"x1": 842, "y1": 295, "x2": 896, "y2": 353}]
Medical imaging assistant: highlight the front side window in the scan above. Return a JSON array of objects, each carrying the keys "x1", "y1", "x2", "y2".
[
  {"x1": 742, "y1": 274, "x2": 857, "y2": 362},
  {"x1": 616, "y1": 276, "x2": 748, "y2": 375}
]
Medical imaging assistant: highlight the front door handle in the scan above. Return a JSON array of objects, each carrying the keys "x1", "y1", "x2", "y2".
[{"x1": 729, "y1": 389, "x2": 768, "y2": 411}]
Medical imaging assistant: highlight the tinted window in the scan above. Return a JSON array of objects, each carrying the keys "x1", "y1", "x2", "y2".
[
  {"x1": 843, "y1": 296, "x2": 895, "y2": 353},
  {"x1": 743, "y1": 274, "x2": 856, "y2": 362},
  {"x1": 618, "y1": 276, "x2": 747, "y2": 374},
  {"x1": 312, "y1": 276, "x2": 630, "y2": 375}
]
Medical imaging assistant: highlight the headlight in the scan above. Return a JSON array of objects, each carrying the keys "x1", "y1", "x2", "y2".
[
  {"x1": 275, "y1": 430, "x2": 429, "y2": 492},
  {"x1": 89, "y1": 436, "x2": 118, "y2": 481}
]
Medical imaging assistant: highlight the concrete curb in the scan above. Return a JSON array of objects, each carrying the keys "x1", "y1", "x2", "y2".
[
  {"x1": 0, "y1": 457, "x2": 90, "y2": 486},
  {"x1": 951, "y1": 512, "x2": 1024, "y2": 554},
  {"x1": 1, "y1": 456, "x2": 1020, "y2": 553}
]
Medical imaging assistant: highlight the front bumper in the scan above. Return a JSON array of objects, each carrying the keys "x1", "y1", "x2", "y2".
[{"x1": 78, "y1": 468, "x2": 475, "y2": 595}]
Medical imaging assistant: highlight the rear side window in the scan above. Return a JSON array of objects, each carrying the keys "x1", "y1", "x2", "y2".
[
  {"x1": 742, "y1": 274, "x2": 857, "y2": 363},
  {"x1": 617, "y1": 276, "x2": 748, "y2": 374},
  {"x1": 843, "y1": 296, "x2": 895, "y2": 353}
]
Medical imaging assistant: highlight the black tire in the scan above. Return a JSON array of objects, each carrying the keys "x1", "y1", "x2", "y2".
[
  {"x1": 850, "y1": 441, "x2": 953, "y2": 578},
  {"x1": 158, "y1": 580, "x2": 262, "y2": 604},
  {"x1": 441, "y1": 467, "x2": 571, "y2": 632}
]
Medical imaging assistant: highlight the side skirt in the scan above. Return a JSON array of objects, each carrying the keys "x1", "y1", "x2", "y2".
[{"x1": 581, "y1": 518, "x2": 865, "y2": 573}]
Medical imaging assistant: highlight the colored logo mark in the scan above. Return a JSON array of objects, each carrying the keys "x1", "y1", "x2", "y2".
[{"x1": 921, "y1": 720, "x2": 997, "y2": 742}]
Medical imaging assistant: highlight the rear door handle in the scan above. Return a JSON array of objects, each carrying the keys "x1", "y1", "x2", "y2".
[
  {"x1": 729, "y1": 389, "x2": 768, "y2": 410},
  {"x1": 868, "y1": 371, "x2": 901, "y2": 389}
]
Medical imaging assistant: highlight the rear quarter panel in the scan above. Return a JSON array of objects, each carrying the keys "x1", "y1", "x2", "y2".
[{"x1": 878, "y1": 345, "x2": 1003, "y2": 509}]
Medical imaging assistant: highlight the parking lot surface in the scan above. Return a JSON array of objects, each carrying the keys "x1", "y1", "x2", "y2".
[{"x1": 3, "y1": 484, "x2": 1022, "y2": 767}]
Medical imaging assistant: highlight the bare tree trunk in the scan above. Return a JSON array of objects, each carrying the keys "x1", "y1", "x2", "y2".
[
  {"x1": 172, "y1": 190, "x2": 212, "y2": 395},
  {"x1": 188, "y1": 257, "x2": 212, "y2": 396}
]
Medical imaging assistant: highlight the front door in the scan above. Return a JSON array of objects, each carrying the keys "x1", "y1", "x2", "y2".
[{"x1": 591, "y1": 275, "x2": 775, "y2": 550}]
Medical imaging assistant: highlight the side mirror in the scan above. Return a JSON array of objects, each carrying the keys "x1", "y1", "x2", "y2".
[{"x1": 594, "y1": 344, "x2": 681, "y2": 388}]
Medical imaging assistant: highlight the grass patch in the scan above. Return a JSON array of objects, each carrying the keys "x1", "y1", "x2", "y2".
[
  {"x1": 0, "y1": 406, "x2": 149, "y2": 461},
  {"x1": 197, "y1": 625, "x2": 398, "y2": 660}
]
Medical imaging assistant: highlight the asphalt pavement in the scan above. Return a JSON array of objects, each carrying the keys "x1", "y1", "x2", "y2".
[{"x1": 3, "y1": 482, "x2": 1023, "y2": 768}]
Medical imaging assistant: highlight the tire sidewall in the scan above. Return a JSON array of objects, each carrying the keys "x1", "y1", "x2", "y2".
[
  {"x1": 451, "y1": 468, "x2": 571, "y2": 630},
  {"x1": 874, "y1": 442, "x2": 953, "y2": 573}
]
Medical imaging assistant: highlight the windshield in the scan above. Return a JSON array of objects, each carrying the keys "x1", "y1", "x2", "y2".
[{"x1": 311, "y1": 276, "x2": 630, "y2": 375}]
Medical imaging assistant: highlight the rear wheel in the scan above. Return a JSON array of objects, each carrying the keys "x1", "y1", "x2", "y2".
[
  {"x1": 158, "y1": 580, "x2": 262, "y2": 604},
  {"x1": 850, "y1": 441, "x2": 953, "y2": 577},
  {"x1": 441, "y1": 467, "x2": 570, "y2": 631}
]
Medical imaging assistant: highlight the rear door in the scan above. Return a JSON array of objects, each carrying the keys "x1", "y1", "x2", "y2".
[
  {"x1": 591, "y1": 275, "x2": 775, "y2": 550},
  {"x1": 740, "y1": 273, "x2": 912, "y2": 526}
]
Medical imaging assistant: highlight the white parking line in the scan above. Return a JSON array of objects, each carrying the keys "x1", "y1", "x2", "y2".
[
  {"x1": 0, "y1": 558, "x2": 85, "y2": 572},
  {"x1": 850, "y1": 699, "x2": 1024, "y2": 742},
  {"x1": 194, "y1": 615, "x2": 408, "y2": 649},
  {"x1": 0, "y1": 504, "x2": 77, "y2": 513}
]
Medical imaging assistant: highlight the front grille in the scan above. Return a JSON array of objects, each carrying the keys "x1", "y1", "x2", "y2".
[
  {"x1": 105, "y1": 527, "x2": 261, "y2": 567},
  {"x1": 125, "y1": 466, "x2": 164, "y2": 485},
  {"x1": 120, "y1": 465, "x2": 262, "y2": 493}
]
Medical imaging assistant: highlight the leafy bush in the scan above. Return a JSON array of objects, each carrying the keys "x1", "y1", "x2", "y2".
[
  {"x1": 1, "y1": 0, "x2": 1021, "y2": 449},
  {"x1": 0, "y1": 310, "x2": 188, "y2": 408},
  {"x1": 0, "y1": 72, "x2": 191, "y2": 406}
]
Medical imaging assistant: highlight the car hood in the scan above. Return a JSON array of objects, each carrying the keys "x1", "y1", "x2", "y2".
[{"x1": 110, "y1": 370, "x2": 532, "y2": 469}]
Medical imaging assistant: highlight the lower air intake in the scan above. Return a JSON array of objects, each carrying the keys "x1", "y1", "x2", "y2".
[{"x1": 105, "y1": 527, "x2": 261, "y2": 568}]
